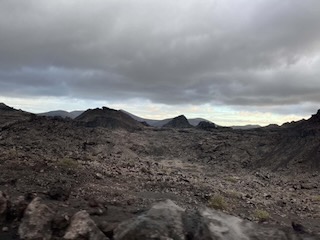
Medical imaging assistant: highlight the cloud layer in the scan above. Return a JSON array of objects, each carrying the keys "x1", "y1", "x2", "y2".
[{"x1": 0, "y1": 0, "x2": 320, "y2": 113}]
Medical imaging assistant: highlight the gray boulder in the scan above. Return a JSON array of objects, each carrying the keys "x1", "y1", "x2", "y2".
[
  {"x1": 18, "y1": 197, "x2": 54, "y2": 240},
  {"x1": 114, "y1": 199, "x2": 186, "y2": 240},
  {"x1": 114, "y1": 200, "x2": 319, "y2": 240},
  {"x1": 192, "y1": 208, "x2": 291, "y2": 240},
  {"x1": 64, "y1": 210, "x2": 108, "y2": 240}
]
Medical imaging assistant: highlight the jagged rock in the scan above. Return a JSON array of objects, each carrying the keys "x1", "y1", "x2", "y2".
[
  {"x1": 0, "y1": 191, "x2": 9, "y2": 223},
  {"x1": 64, "y1": 210, "x2": 108, "y2": 240},
  {"x1": 191, "y1": 208, "x2": 292, "y2": 240},
  {"x1": 114, "y1": 199, "x2": 186, "y2": 240},
  {"x1": 114, "y1": 200, "x2": 318, "y2": 240},
  {"x1": 197, "y1": 121, "x2": 216, "y2": 130},
  {"x1": 18, "y1": 197, "x2": 54, "y2": 240}
]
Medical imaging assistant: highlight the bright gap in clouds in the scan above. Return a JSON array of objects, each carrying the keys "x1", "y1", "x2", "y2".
[{"x1": 0, "y1": 96, "x2": 309, "y2": 127}]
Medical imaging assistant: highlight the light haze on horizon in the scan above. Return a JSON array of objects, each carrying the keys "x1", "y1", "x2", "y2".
[{"x1": 0, "y1": 0, "x2": 320, "y2": 126}]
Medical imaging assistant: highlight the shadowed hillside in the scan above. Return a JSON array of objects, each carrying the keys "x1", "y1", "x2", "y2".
[
  {"x1": 75, "y1": 107, "x2": 144, "y2": 131},
  {"x1": 162, "y1": 115, "x2": 193, "y2": 128},
  {"x1": 0, "y1": 103, "x2": 33, "y2": 128}
]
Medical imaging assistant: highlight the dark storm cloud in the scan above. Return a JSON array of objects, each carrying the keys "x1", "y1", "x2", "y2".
[{"x1": 0, "y1": 0, "x2": 320, "y2": 109}]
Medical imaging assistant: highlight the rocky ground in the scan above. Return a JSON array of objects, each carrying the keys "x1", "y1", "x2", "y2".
[{"x1": 0, "y1": 110, "x2": 319, "y2": 239}]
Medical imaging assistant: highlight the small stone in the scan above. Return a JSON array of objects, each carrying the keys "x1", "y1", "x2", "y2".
[
  {"x1": 95, "y1": 173, "x2": 103, "y2": 180},
  {"x1": 301, "y1": 183, "x2": 317, "y2": 190},
  {"x1": 2, "y1": 226, "x2": 9, "y2": 232},
  {"x1": 245, "y1": 194, "x2": 252, "y2": 199},
  {"x1": 263, "y1": 193, "x2": 272, "y2": 199}
]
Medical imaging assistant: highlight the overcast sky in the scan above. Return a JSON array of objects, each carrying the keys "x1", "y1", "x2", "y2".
[{"x1": 1, "y1": 0, "x2": 320, "y2": 126}]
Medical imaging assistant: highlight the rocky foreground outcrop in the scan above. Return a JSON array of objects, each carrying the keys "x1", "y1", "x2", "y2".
[{"x1": 0, "y1": 192, "x2": 318, "y2": 240}]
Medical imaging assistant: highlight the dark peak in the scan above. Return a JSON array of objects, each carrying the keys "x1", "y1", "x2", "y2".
[
  {"x1": 102, "y1": 106, "x2": 116, "y2": 112},
  {"x1": 308, "y1": 109, "x2": 320, "y2": 123},
  {"x1": 313, "y1": 109, "x2": 320, "y2": 117},
  {"x1": 0, "y1": 102, "x2": 15, "y2": 111},
  {"x1": 75, "y1": 106, "x2": 143, "y2": 130},
  {"x1": 174, "y1": 115, "x2": 187, "y2": 120},
  {"x1": 162, "y1": 115, "x2": 192, "y2": 128},
  {"x1": 197, "y1": 121, "x2": 216, "y2": 130}
]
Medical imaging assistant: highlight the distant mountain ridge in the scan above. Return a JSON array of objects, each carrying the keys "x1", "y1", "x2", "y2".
[
  {"x1": 231, "y1": 124, "x2": 261, "y2": 130},
  {"x1": 119, "y1": 110, "x2": 213, "y2": 127},
  {"x1": 38, "y1": 109, "x2": 214, "y2": 127},
  {"x1": 38, "y1": 110, "x2": 83, "y2": 119}
]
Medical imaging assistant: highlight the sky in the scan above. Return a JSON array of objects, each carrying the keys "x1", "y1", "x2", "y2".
[{"x1": 0, "y1": 0, "x2": 320, "y2": 126}]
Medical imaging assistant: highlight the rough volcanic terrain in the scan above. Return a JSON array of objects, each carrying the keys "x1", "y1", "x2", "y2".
[{"x1": 0, "y1": 104, "x2": 319, "y2": 239}]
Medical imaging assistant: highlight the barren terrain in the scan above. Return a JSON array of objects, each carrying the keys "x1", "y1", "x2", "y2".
[{"x1": 0, "y1": 105, "x2": 319, "y2": 239}]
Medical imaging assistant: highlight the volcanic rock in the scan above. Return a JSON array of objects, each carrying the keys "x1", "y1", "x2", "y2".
[
  {"x1": 162, "y1": 115, "x2": 193, "y2": 128},
  {"x1": 114, "y1": 200, "x2": 318, "y2": 240},
  {"x1": 114, "y1": 199, "x2": 185, "y2": 240},
  {"x1": 196, "y1": 121, "x2": 216, "y2": 130},
  {"x1": 18, "y1": 197, "x2": 54, "y2": 240},
  {"x1": 64, "y1": 210, "x2": 108, "y2": 240},
  {"x1": 75, "y1": 107, "x2": 143, "y2": 131}
]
